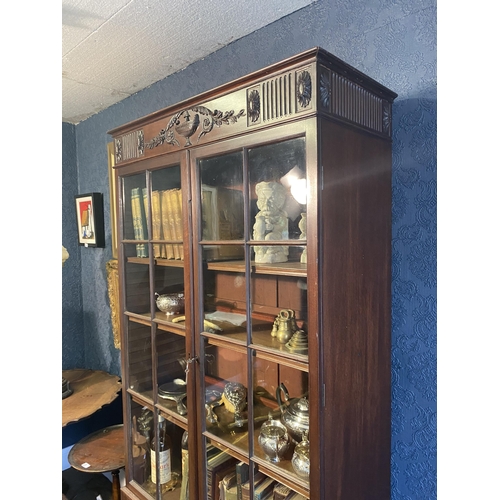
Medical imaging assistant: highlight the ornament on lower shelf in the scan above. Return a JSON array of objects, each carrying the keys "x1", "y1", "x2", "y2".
[{"x1": 285, "y1": 329, "x2": 308, "y2": 354}]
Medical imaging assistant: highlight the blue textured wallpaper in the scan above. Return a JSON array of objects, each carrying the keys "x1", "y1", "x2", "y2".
[
  {"x1": 61, "y1": 0, "x2": 436, "y2": 497},
  {"x1": 62, "y1": 122, "x2": 85, "y2": 368}
]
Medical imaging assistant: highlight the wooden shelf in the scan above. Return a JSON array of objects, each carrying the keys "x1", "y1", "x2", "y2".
[
  {"x1": 201, "y1": 327, "x2": 309, "y2": 371},
  {"x1": 207, "y1": 260, "x2": 307, "y2": 277},
  {"x1": 125, "y1": 256, "x2": 185, "y2": 268}
]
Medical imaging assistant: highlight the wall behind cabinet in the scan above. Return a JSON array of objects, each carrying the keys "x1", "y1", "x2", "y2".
[
  {"x1": 62, "y1": 122, "x2": 84, "y2": 369},
  {"x1": 61, "y1": 0, "x2": 436, "y2": 497}
]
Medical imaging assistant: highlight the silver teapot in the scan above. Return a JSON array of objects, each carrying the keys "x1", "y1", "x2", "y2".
[
  {"x1": 291, "y1": 431, "x2": 310, "y2": 479},
  {"x1": 276, "y1": 383, "x2": 309, "y2": 443},
  {"x1": 258, "y1": 414, "x2": 291, "y2": 463}
]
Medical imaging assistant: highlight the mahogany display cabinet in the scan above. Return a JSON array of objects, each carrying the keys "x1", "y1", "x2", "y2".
[{"x1": 108, "y1": 47, "x2": 397, "y2": 500}]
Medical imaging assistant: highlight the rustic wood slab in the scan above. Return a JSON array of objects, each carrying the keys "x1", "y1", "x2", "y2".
[{"x1": 62, "y1": 369, "x2": 122, "y2": 427}]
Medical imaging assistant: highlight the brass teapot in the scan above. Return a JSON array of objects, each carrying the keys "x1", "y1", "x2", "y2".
[{"x1": 276, "y1": 383, "x2": 309, "y2": 443}]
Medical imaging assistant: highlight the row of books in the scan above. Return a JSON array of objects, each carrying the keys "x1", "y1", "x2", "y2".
[
  {"x1": 130, "y1": 187, "x2": 184, "y2": 259},
  {"x1": 207, "y1": 448, "x2": 306, "y2": 500}
]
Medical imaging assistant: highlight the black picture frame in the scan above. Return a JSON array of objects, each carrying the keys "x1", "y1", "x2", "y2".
[{"x1": 74, "y1": 192, "x2": 105, "y2": 248}]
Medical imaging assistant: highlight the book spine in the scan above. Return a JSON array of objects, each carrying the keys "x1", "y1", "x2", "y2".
[
  {"x1": 236, "y1": 462, "x2": 249, "y2": 500},
  {"x1": 130, "y1": 188, "x2": 147, "y2": 257},
  {"x1": 161, "y1": 190, "x2": 175, "y2": 259},
  {"x1": 141, "y1": 188, "x2": 149, "y2": 257},
  {"x1": 151, "y1": 190, "x2": 162, "y2": 258},
  {"x1": 174, "y1": 188, "x2": 184, "y2": 260},
  {"x1": 165, "y1": 189, "x2": 180, "y2": 260}
]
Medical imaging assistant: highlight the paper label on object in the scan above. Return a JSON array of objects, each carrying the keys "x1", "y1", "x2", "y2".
[{"x1": 151, "y1": 449, "x2": 171, "y2": 484}]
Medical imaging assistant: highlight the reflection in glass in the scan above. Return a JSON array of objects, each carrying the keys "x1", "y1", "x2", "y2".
[
  {"x1": 123, "y1": 251, "x2": 150, "y2": 315},
  {"x1": 127, "y1": 320, "x2": 152, "y2": 394},
  {"x1": 249, "y1": 138, "x2": 307, "y2": 244},
  {"x1": 199, "y1": 151, "x2": 244, "y2": 246}
]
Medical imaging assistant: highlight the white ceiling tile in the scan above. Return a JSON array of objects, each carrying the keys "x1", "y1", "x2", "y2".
[{"x1": 62, "y1": 0, "x2": 316, "y2": 123}]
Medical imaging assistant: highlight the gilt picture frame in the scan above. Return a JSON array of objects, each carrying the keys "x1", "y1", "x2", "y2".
[
  {"x1": 75, "y1": 192, "x2": 105, "y2": 248},
  {"x1": 107, "y1": 142, "x2": 118, "y2": 259}
]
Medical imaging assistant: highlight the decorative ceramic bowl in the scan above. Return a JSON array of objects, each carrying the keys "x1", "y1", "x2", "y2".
[{"x1": 155, "y1": 292, "x2": 185, "y2": 315}]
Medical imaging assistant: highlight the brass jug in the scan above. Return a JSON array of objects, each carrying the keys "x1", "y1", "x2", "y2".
[{"x1": 275, "y1": 309, "x2": 297, "y2": 344}]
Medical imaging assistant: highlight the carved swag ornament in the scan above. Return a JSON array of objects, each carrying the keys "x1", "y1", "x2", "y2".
[{"x1": 146, "y1": 105, "x2": 245, "y2": 149}]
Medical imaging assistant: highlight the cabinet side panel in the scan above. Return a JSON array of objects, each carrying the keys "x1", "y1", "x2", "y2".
[{"x1": 319, "y1": 120, "x2": 392, "y2": 499}]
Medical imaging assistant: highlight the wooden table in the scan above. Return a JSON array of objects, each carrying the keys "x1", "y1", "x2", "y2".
[
  {"x1": 63, "y1": 369, "x2": 121, "y2": 427},
  {"x1": 68, "y1": 424, "x2": 125, "y2": 500}
]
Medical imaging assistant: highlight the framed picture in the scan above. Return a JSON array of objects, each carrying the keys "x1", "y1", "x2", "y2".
[{"x1": 75, "y1": 192, "x2": 105, "y2": 247}]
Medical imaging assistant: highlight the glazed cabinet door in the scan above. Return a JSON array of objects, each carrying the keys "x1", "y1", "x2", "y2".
[
  {"x1": 190, "y1": 121, "x2": 317, "y2": 500},
  {"x1": 118, "y1": 155, "x2": 194, "y2": 500}
]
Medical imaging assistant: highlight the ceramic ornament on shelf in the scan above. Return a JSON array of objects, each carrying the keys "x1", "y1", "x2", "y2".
[{"x1": 253, "y1": 181, "x2": 289, "y2": 263}]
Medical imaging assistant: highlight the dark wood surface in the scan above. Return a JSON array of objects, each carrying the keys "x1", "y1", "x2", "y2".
[
  {"x1": 62, "y1": 369, "x2": 122, "y2": 427},
  {"x1": 110, "y1": 48, "x2": 395, "y2": 500},
  {"x1": 313, "y1": 119, "x2": 392, "y2": 499},
  {"x1": 68, "y1": 424, "x2": 125, "y2": 473}
]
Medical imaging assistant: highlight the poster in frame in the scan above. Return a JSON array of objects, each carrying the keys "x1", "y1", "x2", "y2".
[{"x1": 75, "y1": 192, "x2": 105, "y2": 248}]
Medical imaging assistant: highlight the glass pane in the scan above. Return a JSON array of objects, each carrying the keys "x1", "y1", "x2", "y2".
[
  {"x1": 140, "y1": 411, "x2": 185, "y2": 498},
  {"x1": 249, "y1": 138, "x2": 307, "y2": 258},
  {"x1": 123, "y1": 244, "x2": 150, "y2": 316},
  {"x1": 202, "y1": 343, "x2": 249, "y2": 455},
  {"x1": 151, "y1": 166, "x2": 184, "y2": 261},
  {"x1": 201, "y1": 245, "x2": 247, "y2": 340},
  {"x1": 199, "y1": 151, "x2": 244, "y2": 244},
  {"x1": 153, "y1": 264, "x2": 185, "y2": 322},
  {"x1": 203, "y1": 437, "x2": 239, "y2": 500},
  {"x1": 156, "y1": 329, "x2": 188, "y2": 419},
  {"x1": 123, "y1": 174, "x2": 149, "y2": 258},
  {"x1": 249, "y1": 246, "x2": 308, "y2": 360},
  {"x1": 127, "y1": 319, "x2": 152, "y2": 398},
  {"x1": 253, "y1": 359, "x2": 309, "y2": 487},
  {"x1": 130, "y1": 402, "x2": 152, "y2": 489}
]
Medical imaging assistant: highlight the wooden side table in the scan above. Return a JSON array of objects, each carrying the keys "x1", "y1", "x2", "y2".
[
  {"x1": 63, "y1": 369, "x2": 121, "y2": 427},
  {"x1": 68, "y1": 424, "x2": 125, "y2": 500}
]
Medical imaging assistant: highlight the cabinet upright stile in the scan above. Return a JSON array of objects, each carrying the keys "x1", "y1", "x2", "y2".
[{"x1": 109, "y1": 47, "x2": 397, "y2": 500}]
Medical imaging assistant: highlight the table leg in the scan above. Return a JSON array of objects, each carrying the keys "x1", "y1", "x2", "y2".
[{"x1": 111, "y1": 469, "x2": 121, "y2": 500}]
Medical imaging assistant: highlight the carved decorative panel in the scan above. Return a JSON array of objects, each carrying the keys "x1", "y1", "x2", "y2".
[{"x1": 115, "y1": 130, "x2": 144, "y2": 163}]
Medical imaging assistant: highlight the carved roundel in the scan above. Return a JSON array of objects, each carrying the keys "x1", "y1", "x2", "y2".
[
  {"x1": 297, "y1": 70, "x2": 312, "y2": 108},
  {"x1": 248, "y1": 89, "x2": 260, "y2": 123},
  {"x1": 319, "y1": 71, "x2": 331, "y2": 110}
]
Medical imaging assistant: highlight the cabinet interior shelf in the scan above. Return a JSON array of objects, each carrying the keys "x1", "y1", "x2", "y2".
[
  {"x1": 127, "y1": 390, "x2": 188, "y2": 430},
  {"x1": 206, "y1": 260, "x2": 307, "y2": 277},
  {"x1": 126, "y1": 256, "x2": 186, "y2": 267},
  {"x1": 125, "y1": 256, "x2": 307, "y2": 277},
  {"x1": 203, "y1": 331, "x2": 309, "y2": 371},
  {"x1": 126, "y1": 311, "x2": 187, "y2": 336}
]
